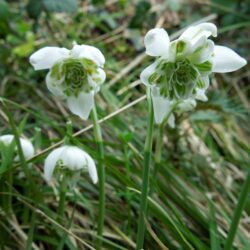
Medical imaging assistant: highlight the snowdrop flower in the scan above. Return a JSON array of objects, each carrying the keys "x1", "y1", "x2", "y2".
[
  {"x1": 0, "y1": 134, "x2": 35, "y2": 160},
  {"x1": 141, "y1": 22, "x2": 247, "y2": 124},
  {"x1": 44, "y1": 145, "x2": 98, "y2": 184},
  {"x1": 30, "y1": 42, "x2": 106, "y2": 120}
]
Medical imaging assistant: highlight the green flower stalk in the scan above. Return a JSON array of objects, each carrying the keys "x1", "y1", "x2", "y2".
[
  {"x1": 91, "y1": 105, "x2": 105, "y2": 250},
  {"x1": 136, "y1": 87, "x2": 154, "y2": 250}
]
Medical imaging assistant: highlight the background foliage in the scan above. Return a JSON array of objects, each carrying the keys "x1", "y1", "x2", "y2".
[{"x1": 0, "y1": 0, "x2": 249, "y2": 249}]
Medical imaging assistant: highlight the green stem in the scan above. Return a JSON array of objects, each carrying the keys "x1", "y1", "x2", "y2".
[
  {"x1": 2, "y1": 102, "x2": 31, "y2": 181},
  {"x1": 6, "y1": 171, "x2": 13, "y2": 213},
  {"x1": 2, "y1": 101, "x2": 34, "y2": 222},
  {"x1": 91, "y1": 104, "x2": 105, "y2": 250},
  {"x1": 57, "y1": 191, "x2": 77, "y2": 250},
  {"x1": 25, "y1": 212, "x2": 36, "y2": 250},
  {"x1": 153, "y1": 101, "x2": 180, "y2": 180},
  {"x1": 124, "y1": 143, "x2": 132, "y2": 234},
  {"x1": 224, "y1": 168, "x2": 250, "y2": 250},
  {"x1": 57, "y1": 176, "x2": 67, "y2": 224},
  {"x1": 153, "y1": 122, "x2": 164, "y2": 180},
  {"x1": 136, "y1": 87, "x2": 154, "y2": 250}
]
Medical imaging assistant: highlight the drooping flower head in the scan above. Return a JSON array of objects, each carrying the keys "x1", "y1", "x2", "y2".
[
  {"x1": 0, "y1": 134, "x2": 35, "y2": 160},
  {"x1": 44, "y1": 145, "x2": 98, "y2": 185},
  {"x1": 141, "y1": 23, "x2": 247, "y2": 124},
  {"x1": 30, "y1": 42, "x2": 106, "y2": 120}
]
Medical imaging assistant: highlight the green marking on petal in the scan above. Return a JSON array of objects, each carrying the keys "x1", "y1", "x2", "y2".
[
  {"x1": 148, "y1": 72, "x2": 158, "y2": 84},
  {"x1": 195, "y1": 60, "x2": 212, "y2": 74},
  {"x1": 50, "y1": 58, "x2": 99, "y2": 97},
  {"x1": 149, "y1": 59, "x2": 199, "y2": 99},
  {"x1": 50, "y1": 63, "x2": 61, "y2": 80},
  {"x1": 176, "y1": 40, "x2": 186, "y2": 54},
  {"x1": 197, "y1": 77, "x2": 205, "y2": 89}
]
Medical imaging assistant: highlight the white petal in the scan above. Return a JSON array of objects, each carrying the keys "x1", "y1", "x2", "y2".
[
  {"x1": 0, "y1": 135, "x2": 34, "y2": 160},
  {"x1": 44, "y1": 145, "x2": 97, "y2": 183},
  {"x1": 30, "y1": 47, "x2": 70, "y2": 70},
  {"x1": 190, "y1": 35, "x2": 207, "y2": 53},
  {"x1": 212, "y1": 45, "x2": 247, "y2": 73},
  {"x1": 195, "y1": 23, "x2": 217, "y2": 37},
  {"x1": 140, "y1": 62, "x2": 158, "y2": 86},
  {"x1": 71, "y1": 44, "x2": 105, "y2": 67},
  {"x1": 144, "y1": 28, "x2": 170, "y2": 57},
  {"x1": 60, "y1": 146, "x2": 87, "y2": 171},
  {"x1": 88, "y1": 67, "x2": 106, "y2": 92},
  {"x1": 46, "y1": 72, "x2": 66, "y2": 98},
  {"x1": 195, "y1": 76, "x2": 209, "y2": 101},
  {"x1": 188, "y1": 40, "x2": 214, "y2": 64},
  {"x1": 44, "y1": 147, "x2": 65, "y2": 181},
  {"x1": 167, "y1": 114, "x2": 175, "y2": 128},
  {"x1": 67, "y1": 91, "x2": 95, "y2": 120},
  {"x1": 203, "y1": 75, "x2": 210, "y2": 89},
  {"x1": 179, "y1": 23, "x2": 217, "y2": 53},
  {"x1": 178, "y1": 99, "x2": 197, "y2": 111},
  {"x1": 0, "y1": 134, "x2": 14, "y2": 145},
  {"x1": 20, "y1": 138, "x2": 35, "y2": 159},
  {"x1": 195, "y1": 89, "x2": 208, "y2": 101},
  {"x1": 61, "y1": 146, "x2": 97, "y2": 183},
  {"x1": 179, "y1": 26, "x2": 198, "y2": 41},
  {"x1": 151, "y1": 87, "x2": 172, "y2": 124},
  {"x1": 84, "y1": 152, "x2": 98, "y2": 184},
  {"x1": 180, "y1": 22, "x2": 217, "y2": 41}
]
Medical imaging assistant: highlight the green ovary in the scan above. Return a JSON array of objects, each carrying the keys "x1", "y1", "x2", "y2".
[
  {"x1": 51, "y1": 58, "x2": 97, "y2": 96},
  {"x1": 150, "y1": 59, "x2": 200, "y2": 99}
]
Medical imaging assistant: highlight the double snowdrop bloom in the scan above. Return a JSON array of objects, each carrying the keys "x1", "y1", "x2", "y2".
[
  {"x1": 0, "y1": 134, "x2": 35, "y2": 160},
  {"x1": 30, "y1": 42, "x2": 106, "y2": 120},
  {"x1": 141, "y1": 22, "x2": 247, "y2": 124},
  {"x1": 44, "y1": 146, "x2": 98, "y2": 184}
]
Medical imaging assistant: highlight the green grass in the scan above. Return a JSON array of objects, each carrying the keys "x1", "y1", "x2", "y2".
[{"x1": 0, "y1": 0, "x2": 250, "y2": 249}]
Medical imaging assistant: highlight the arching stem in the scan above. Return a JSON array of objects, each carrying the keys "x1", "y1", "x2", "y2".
[{"x1": 91, "y1": 104, "x2": 105, "y2": 250}]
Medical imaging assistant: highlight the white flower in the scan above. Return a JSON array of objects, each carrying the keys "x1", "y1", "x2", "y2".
[
  {"x1": 141, "y1": 23, "x2": 247, "y2": 124},
  {"x1": 44, "y1": 145, "x2": 98, "y2": 184},
  {"x1": 0, "y1": 134, "x2": 35, "y2": 160},
  {"x1": 30, "y1": 42, "x2": 106, "y2": 120}
]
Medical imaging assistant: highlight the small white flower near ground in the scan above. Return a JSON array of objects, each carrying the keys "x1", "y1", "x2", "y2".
[
  {"x1": 141, "y1": 22, "x2": 247, "y2": 124},
  {"x1": 0, "y1": 134, "x2": 35, "y2": 160},
  {"x1": 30, "y1": 42, "x2": 106, "y2": 120},
  {"x1": 44, "y1": 145, "x2": 98, "y2": 184}
]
